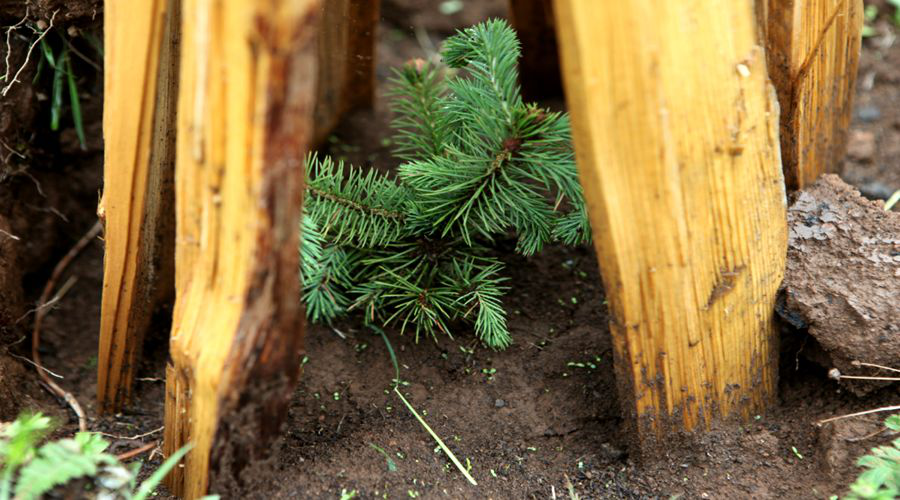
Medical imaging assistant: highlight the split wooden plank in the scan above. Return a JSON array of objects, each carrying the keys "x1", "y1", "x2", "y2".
[
  {"x1": 553, "y1": 0, "x2": 788, "y2": 454},
  {"x1": 508, "y1": 0, "x2": 562, "y2": 100},
  {"x1": 162, "y1": 0, "x2": 319, "y2": 497},
  {"x1": 761, "y1": 0, "x2": 863, "y2": 190},
  {"x1": 313, "y1": 0, "x2": 379, "y2": 144},
  {"x1": 98, "y1": 0, "x2": 178, "y2": 414}
]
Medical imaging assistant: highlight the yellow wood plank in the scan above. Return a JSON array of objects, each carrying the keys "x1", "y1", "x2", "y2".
[
  {"x1": 98, "y1": 0, "x2": 177, "y2": 414},
  {"x1": 762, "y1": 0, "x2": 863, "y2": 189},
  {"x1": 162, "y1": 0, "x2": 319, "y2": 497},
  {"x1": 554, "y1": 0, "x2": 788, "y2": 453}
]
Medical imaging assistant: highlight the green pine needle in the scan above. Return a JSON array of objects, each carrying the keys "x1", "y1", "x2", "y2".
[
  {"x1": 388, "y1": 60, "x2": 450, "y2": 162},
  {"x1": 300, "y1": 19, "x2": 588, "y2": 349},
  {"x1": 305, "y1": 154, "x2": 408, "y2": 248}
]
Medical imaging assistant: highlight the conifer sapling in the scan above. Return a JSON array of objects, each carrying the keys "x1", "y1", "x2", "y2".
[{"x1": 301, "y1": 19, "x2": 589, "y2": 349}]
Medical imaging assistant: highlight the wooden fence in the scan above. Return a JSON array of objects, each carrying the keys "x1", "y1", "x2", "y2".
[{"x1": 98, "y1": 0, "x2": 862, "y2": 496}]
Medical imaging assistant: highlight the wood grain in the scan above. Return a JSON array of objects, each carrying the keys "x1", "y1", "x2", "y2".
[
  {"x1": 313, "y1": 0, "x2": 379, "y2": 144},
  {"x1": 98, "y1": 0, "x2": 178, "y2": 414},
  {"x1": 162, "y1": 0, "x2": 318, "y2": 497},
  {"x1": 761, "y1": 0, "x2": 863, "y2": 190},
  {"x1": 554, "y1": 0, "x2": 788, "y2": 454}
]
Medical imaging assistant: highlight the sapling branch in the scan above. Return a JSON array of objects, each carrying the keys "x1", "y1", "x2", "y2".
[
  {"x1": 308, "y1": 187, "x2": 405, "y2": 221},
  {"x1": 301, "y1": 20, "x2": 588, "y2": 349}
]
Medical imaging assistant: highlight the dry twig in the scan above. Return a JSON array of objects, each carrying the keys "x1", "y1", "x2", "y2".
[
  {"x1": 31, "y1": 220, "x2": 102, "y2": 433},
  {"x1": 99, "y1": 426, "x2": 164, "y2": 441},
  {"x1": 852, "y1": 360, "x2": 900, "y2": 374},
  {"x1": 8, "y1": 352, "x2": 64, "y2": 378},
  {"x1": 829, "y1": 369, "x2": 900, "y2": 382},
  {"x1": 845, "y1": 427, "x2": 889, "y2": 443},
  {"x1": 816, "y1": 405, "x2": 900, "y2": 427},
  {"x1": 1, "y1": 9, "x2": 58, "y2": 97},
  {"x1": 116, "y1": 441, "x2": 158, "y2": 461},
  {"x1": 15, "y1": 275, "x2": 77, "y2": 324},
  {"x1": 2, "y1": 8, "x2": 29, "y2": 85},
  {"x1": 64, "y1": 37, "x2": 101, "y2": 72},
  {"x1": 0, "y1": 228, "x2": 20, "y2": 241}
]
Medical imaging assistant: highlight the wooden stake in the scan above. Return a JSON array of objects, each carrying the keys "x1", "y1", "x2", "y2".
[
  {"x1": 508, "y1": 0, "x2": 563, "y2": 100},
  {"x1": 760, "y1": 0, "x2": 863, "y2": 190},
  {"x1": 553, "y1": 0, "x2": 788, "y2": 454},
  {"x1": 98, "y1": 0, "x2": 178, "y2": 414},
  {"x1": 313, "y1": 0, "x2": 379, "y2": 144},
  {"x1": 162, "y1": 0, "x2": 318, "y2": 497}
]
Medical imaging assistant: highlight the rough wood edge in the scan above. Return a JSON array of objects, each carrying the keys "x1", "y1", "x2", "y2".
[
  {"x1": 162, "y1": 1, "x2": 318, "y2": 497},
  {"x1": 554, "y1": 0, "x2": 788, "y2": 455},
  {"x1": 762, "y1": 0, "x2": 863, "y2": 190},
  {"x1": 98, "y1": 0, "x2": 178, "y2": 414}
]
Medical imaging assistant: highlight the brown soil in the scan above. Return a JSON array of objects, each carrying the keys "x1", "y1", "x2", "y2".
[{"x1": 1, "y1": 1, "x2": 898, "y2": 499}]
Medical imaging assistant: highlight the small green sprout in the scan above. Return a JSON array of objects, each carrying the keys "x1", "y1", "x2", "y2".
[{"x1": 369, "y1": 443, "x2": 397, "y2": 472}]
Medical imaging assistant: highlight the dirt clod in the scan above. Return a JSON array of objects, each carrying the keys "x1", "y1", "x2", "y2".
[
  {"x1": 780, "y1": 174, "x2": 900, "y2": 396},
  {"x1": 846, "y1": 129, "x2": 876, "y2": 161},
  {"x1": 817, "y1": 417, "x2": 884, "y2": 479}
]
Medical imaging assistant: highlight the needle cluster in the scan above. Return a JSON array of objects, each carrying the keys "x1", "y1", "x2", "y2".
[{"x1": 301, "y1": 19, "x2": 588, "y2": 349}]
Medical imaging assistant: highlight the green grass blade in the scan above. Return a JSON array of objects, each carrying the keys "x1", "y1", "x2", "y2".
[
  {"x1": 371, "y1": 325, "x2": 400, "y2": 387},
  {"x1": 65, "y1": 53, "x2": 86, "y2": 150},
  {"x1": 132, "y1": 444, "x2": 193, "y2": 500},
  {"x1": 31, "y1": 54, "x2": 44, "y2": 84},
  {"x1": 368, "y1": 443, "x2": 397, "y2": 472},
  {"x1": 884, "y1": 190, "x2": 900, "y2": 211},
  {"x1": 83, "y1": 32, "x2": 104, "y2": 60},
  {"x1": 0, "y1": 469, "x2": 13, "y2": 500},
  {"x1": 39, "y1": 38, "x2": 56, "y2": 68},
  {"x1": 393, "y1": 388, "x2": 478, "y2": 486},
  {"x1": 374, "y1": 326, "x2": 477, "y2": 486},
  {"x1": 50, "y1": 47, "x2": 66, "y2": 131}
]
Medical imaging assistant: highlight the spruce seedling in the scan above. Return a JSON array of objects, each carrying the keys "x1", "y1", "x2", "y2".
[{"x1": 301, "y1": 19, "x2": 588, "y2": 349}]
